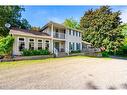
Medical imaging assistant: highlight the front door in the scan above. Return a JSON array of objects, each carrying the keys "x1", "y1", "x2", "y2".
[{"x1": 54, "y1": 42, "x2": 59, "y2": 52}]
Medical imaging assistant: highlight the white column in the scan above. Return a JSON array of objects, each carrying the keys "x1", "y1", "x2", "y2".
[
  {"x1": 25, "y1": 37, "x2": 29, "y2": 50},
  {"x1": 34, "y1": 38, "x2": 38, "y2": 50},
  {"x1": 59, "y1": 42, "x2": 61, "y2": 52},
  {"x1": 43, "y1": 39, "x2": 45, "y2": 49},
  {"x1": 51, "y1": 24, "x2": 54, "y2": 53}
]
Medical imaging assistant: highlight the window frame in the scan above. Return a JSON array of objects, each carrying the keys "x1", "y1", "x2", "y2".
[
  {"x1": 45, "y1": 40, "x2": 50, "y2": 50},
  {"x1": 18, "y1": 37, "x2": 26, "y2": 52},
  {"x1": 37, "y1": 39, "x2": 43, "y2": 50},
  {"x1": 28, "y1": 38, "x2": 35, "y2": 50}
]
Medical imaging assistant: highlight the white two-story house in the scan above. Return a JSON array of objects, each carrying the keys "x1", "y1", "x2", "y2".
[{"x1": 10, "y1": 21, "x2": 83, "y2": 56}]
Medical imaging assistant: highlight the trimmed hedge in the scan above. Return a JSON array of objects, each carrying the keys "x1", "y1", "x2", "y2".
[
  {"x1": 22, "y1": 49, "x2": 50, "y2": 56},
  {"x1": 70, "y1": 50, "x2": 81, "y2": 53}
]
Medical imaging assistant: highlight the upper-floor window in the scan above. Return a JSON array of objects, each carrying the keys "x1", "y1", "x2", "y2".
[
  {"x1": 69, "y1": 29, "x2": 71, "y2": 35},
  {"x1": 79, "y1": 32, "x2": 81, "y2": 37},
  {"x1": 29, "y1": 39, "x2": 34, "y2": 50},
  {"x1": 64, "y1": 30, "x2": 66, "y2": 34},
  {"x1": 18, "y1": 38, "x2": 25, "y2": 51},
  {"x1": 73, "y1": 30, "x2": 75, "y2": 36},
  {"x1": 56, "y1": 29, "x2": 58, "y2": 32},
  {"x1": 76, "y1": 31, "x2": 78, "y2": 36},
  {"x1": 38, "y1": 39, "x2": 43, "y2": 50}
]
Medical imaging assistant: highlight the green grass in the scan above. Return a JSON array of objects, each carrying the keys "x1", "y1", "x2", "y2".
[{"x1": 0, "y1": 56, "x2": 112, "y2": 69}]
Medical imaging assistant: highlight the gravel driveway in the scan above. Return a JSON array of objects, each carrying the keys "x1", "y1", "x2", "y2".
[{"x1": 0, "y1": 57, "x2": 127, "y2": 89}]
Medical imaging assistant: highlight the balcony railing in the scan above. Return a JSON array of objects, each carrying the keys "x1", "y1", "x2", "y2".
[{"x1": 53, "y1": 32, "x2": 65, "y2": 39}]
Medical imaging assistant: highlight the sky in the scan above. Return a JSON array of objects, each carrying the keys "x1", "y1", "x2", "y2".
[{"x1": 22, "y1": 6, "x2": 127, "y2": 27}]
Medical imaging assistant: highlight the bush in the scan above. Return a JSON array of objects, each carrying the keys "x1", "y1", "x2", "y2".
[
  {"x1": 102, "y1": 51, "x2": 109, "y2": 57},
  {"x1": 0, "y1": 35, "x2": 14, "y2": 56},
  {"x1": 70, "y1": 50, "x2": 81, "y2": 53},
  {"x1": 22, "y1": 49, "x2": 50, "y2": 56}
]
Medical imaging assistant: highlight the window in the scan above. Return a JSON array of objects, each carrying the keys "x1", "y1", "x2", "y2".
[
  {"x1": 72, "y1": 43, "x2": 75, "y2": 50},
  {"x1": 29, "y1": 39, "x2": 34, "y2": 50},
  {"x1": 78, "y1": 43, "x2": 81, "y2": 50},
  {"x1": 69, "y1": 42, "x2": 73, "y2": 51},
  {"x1": 69, "y1": 29, "x2": 71, "y2": 35},
  {"x1": 76, "y1": 31, "x2": 78, "y2": 36},
  {"x1": 79, "y1": 32, "x2": 81, "y2": 37},
  {"x1": 19, "y1": 38, "x2": 25, "y2": 51},
  {"x1": 45, "y1": 40, "x2": 49, "y2": 50},
  {"x1": 76, "y1": 43, "x2": 78, "y2": 50},
  {"x1": 38, "y1": 40, "x2": 43, "y2": 50},
  {"x1": 73, "y1": 30, "x2": 75, "y2": 36}
]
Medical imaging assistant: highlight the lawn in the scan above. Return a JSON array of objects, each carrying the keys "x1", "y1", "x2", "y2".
[{"x1": 0, "y1": 56, "x2": 112, "y2": 70}]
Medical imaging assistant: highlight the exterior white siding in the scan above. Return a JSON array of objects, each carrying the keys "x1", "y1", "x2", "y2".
[
  {"x1": 12, "y1": 35, "x2": 51, "y2": 55},
  {"x1": 65, "y1": 29, "x2": 82, "y2": 52}
]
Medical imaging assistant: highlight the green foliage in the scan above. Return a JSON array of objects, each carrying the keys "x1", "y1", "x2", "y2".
[
  {"x1": 102, "y1": 51, "x2": 109, "y2": 57},
  {"x1": 64, "y1": 17, "x2": 80, "y2": 29},
  {"x1": 22, "y1": 49, "x2": 50, "y2": 56},
  {"x1": 30, "y1": 26, "x2": 41, "y2": 31},
  {"x1": 116, "y1": 38, "x2": 127, "y2": 56},
  {"x1": 0, "y1": 6, "x2": 31, "y2": 36},
  {"x1": 70, "y1": 50, "x2": 81, "y2": 53},
  {"x1": 80, "y1": 6, "x2": 124, "y2": 54},
  {"x1": 122, "y1": 24, "x2": 127, "y2": 37},
  {"x1": 0, "y1": 35, "x2": 14, "y2": 55}
]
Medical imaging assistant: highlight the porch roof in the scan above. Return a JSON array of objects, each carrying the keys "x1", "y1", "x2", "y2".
[{"x1": 82, "y1": 41, "x2": 92, "y2": 45}]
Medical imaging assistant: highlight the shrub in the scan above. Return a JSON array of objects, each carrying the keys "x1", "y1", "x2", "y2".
[
  {"x1": 0, "y1": 35, "x2": 14, "y2": 57},
  {"x1": 70, "y1": 50, "x2": 81, "y2": 53},
  {"x1": 102, "y1": 51, "x2": 109, "y2": 57},
  {"x1": 22, "y1": 49, "x2": 50, "y2": 56}
]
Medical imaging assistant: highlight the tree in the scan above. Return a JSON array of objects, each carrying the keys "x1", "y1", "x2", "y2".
[
  {"x1": 30, "y1": 26, "x2": 41, "y2": 31},
  {"x1": 0, "y1": 35, "x2": 14, "y2": 58},
  {"x1": 64, "y1": 17, "x2": 80, "y2": 29},
  {"x1": 80, "y1": 6, "x2": 124, "y2": 54},
  {"x1": 0, "y1": 6, "x2": 31, "y2": 37}
]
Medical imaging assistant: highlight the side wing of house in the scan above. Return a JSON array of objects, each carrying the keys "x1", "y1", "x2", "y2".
[{"x1": 9, "y1": 29, "x2": 52, "y2": 56}]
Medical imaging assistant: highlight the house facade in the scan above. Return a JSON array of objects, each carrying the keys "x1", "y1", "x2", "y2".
[{"x1": 10, "y1": 21, "x2": 83, "y2": 56}]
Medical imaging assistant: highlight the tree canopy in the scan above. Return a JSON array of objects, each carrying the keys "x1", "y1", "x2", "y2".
[
  {"x1": 63, "y1": 17, "x2": 80, "y2": 29},
  {"x1": 30, "y1": 26, "x2": 41, "y2": 31},
  {"x1": 0, "y1": 6, "x2": 31, "y2": 37},
  {"x1": 80, "y1": 6, "x2": 124, "y2": 54}
]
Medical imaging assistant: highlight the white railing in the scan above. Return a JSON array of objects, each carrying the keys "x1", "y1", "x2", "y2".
[
  {"x1": 54, "y1": 48, "x2": 58, "y2": 57},
  {"x1": 83, "y1": 48, "x2": 101, "y2": 53},
  {"x1": 53, "y1": 32, "x2": 65, "y2": 39}
]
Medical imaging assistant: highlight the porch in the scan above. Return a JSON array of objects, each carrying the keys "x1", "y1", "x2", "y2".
[{"x1": 53, "y1": 40, "x2": 65, "y2": 52}]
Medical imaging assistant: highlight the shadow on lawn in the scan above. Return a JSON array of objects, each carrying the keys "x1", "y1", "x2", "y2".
[{"x1": 86, "y1": 81, "x2": 99, "y2": 89}]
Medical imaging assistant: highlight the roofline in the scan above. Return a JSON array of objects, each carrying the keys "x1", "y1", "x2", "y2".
[
  {"x1": 9, "y1": 29, "x2": 52, "y2": 39},
  {"x1": 40, "y1": 21, "x2": 83, "y2": 33}
]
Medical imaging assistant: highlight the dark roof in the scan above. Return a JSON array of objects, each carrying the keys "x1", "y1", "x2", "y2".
[{"x1": 10, "y1": 28, "x2": 50, "y2": 37}]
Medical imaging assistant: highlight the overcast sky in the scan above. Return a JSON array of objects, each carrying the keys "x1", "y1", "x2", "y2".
[{"x1": 22, "y1": 6, "x2": 127, "y2": 27}]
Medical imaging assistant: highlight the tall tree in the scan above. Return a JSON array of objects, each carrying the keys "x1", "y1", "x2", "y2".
[
  {"x1": 80, "y1": 6, "x2": 124, "y2": 54},
  {"x1": 30, "y1": 26, "x2": 41, "y2": 31},
  {"x1": 0, "y1": 6, "x2": 31, "y2": 37},
  {"x1": 64, "y1": 17, "x2": 80, "y2": 29}
]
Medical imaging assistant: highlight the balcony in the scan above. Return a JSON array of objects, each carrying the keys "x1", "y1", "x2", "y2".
[{"x1": 53, "y1": 32, "x2": 65, "y2": 39}]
